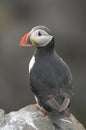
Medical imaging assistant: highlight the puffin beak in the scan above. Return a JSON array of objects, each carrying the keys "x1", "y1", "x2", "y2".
[{"x1": 19, "y1": 32, "x2": 35, "y2": 47}]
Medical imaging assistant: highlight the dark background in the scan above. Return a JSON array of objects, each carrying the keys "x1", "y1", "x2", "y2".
[{"x1": 0, "y1": 0, "x2": 86, "y2": 127}]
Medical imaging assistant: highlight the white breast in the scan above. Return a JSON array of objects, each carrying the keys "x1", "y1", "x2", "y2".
[{"x1": 29, "y1": 55, "x2": 35, "y2": 73}]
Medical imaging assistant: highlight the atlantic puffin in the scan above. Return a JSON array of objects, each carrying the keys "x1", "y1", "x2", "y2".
[{"x1": 20, "y1": 26, "x2": 73, "y2": 116}]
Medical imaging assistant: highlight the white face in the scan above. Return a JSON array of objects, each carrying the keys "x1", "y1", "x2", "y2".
[{"x1": 30, "y1": 29, "x2": 53, "y2": 47}]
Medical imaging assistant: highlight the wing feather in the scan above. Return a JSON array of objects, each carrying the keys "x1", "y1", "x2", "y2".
[{"x1": 46, "y1": 95, "x2": 70, "y2": 112}]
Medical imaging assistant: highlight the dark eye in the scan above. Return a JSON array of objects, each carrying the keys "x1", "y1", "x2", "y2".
[{"x1": 38, "y1": 31, "x2": 42, "y2": 36}]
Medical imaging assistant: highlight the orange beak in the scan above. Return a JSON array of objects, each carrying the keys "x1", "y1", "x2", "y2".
[{"x1": 19, "y1": 32, "x2": 34, "y2": 47}]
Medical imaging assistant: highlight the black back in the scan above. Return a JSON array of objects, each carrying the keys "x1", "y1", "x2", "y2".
[{"x1": 29, "y1": 39, "x2": 73, "y2": 115}]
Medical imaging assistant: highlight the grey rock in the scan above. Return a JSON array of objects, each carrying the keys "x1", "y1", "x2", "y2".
[
  {"x1": 0, "y1": 109, "x2": 5, "y2": 120},
  {"x1": 0, "y1": 105, "x2": 85, "y2": 130}
]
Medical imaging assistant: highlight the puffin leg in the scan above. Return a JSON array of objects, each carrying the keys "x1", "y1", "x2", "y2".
[
  {"x1": 34, "y1": 103, "x2": 40, "y2": 109},
  {"x1": 41, "y1": 110, "x2": 47, "y2": 116},
  {"x1": 34, "y1": 95, "x2": 47, "y2": 115},
  {"x1": 34, "y1": 104, "x2": 47, "y2": 116}
]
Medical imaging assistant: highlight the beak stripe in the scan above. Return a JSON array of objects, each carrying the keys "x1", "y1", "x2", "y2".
[
  {"x1": 19, "y1": 32, "x2": 35, "y2": 47},
  {"x1": 20, "y1": 32, "x2": 31, "y2": 47}
]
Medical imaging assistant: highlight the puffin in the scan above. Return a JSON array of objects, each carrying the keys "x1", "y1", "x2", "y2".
[{"x1": 20, "y1": 26, "x2": 73, "y2": 117}]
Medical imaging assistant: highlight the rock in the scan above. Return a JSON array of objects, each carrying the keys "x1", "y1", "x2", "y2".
[
  {"x1": 0, "y1": 109, "x2": 5, "y2": 120},
  {"x1": 0, "y1": 105, "x2": 85, "y2": 130}
]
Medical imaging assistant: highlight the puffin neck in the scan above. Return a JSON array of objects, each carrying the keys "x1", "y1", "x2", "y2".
[{"x1": 35, "y1": 38, "x2": 54, "y2": 56}]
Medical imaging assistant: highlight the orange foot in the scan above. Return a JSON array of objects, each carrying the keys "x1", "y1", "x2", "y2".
[
  {"x1": 34, "y1": 103, "x2": 40, "y2": 109},
  {"x1": 34, "y1": 104, "x2": 47, "y2": 116},
  {"x1": 42, "y1": 110, "x2": 47, "y2": 116}
]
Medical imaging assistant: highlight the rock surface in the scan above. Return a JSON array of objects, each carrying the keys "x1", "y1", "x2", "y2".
[{"x1": 0, "y1": 105, "x2": 85, "y2": 130}]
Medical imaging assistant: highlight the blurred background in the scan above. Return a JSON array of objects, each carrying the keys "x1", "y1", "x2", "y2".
[{"x1": 0, "y1": 0, "x2": 86, "y2": 127}]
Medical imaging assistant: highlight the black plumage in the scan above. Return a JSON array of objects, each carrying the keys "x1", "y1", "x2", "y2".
[{"x1": 29, "y1": 38, "x2": 73, "y2": 116}]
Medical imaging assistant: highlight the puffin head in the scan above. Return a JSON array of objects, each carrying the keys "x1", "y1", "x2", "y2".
[{"x1": 20, "y1": 26, "x2": 53, "y2": 47}]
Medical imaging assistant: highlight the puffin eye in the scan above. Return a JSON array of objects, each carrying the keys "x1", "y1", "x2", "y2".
[{"x1": 38, "y1": 31, "x2": 42, "y2": 36}]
